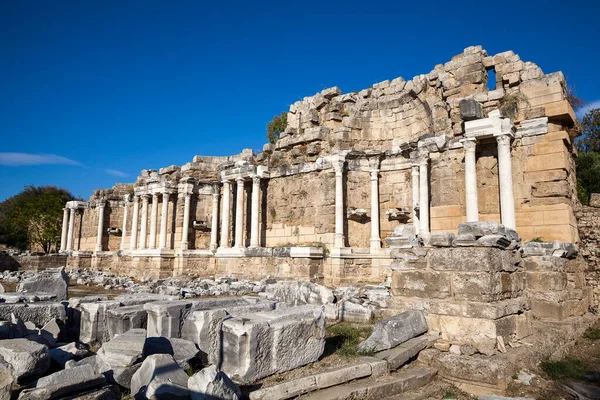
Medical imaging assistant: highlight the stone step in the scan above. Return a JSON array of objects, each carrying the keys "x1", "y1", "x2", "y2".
[{"x1": 299, "y1": 367, "x2": 437, "y2": 400}]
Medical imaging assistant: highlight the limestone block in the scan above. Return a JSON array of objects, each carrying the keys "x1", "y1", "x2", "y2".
[
  {"x1": 188, "y1": 365, "x2": 241, "y2": 400},
  {"x1": 130, "y1": 354, "x2": 189, "y2": 400},
  {"x1": 0, "y1": 303, "x2": 66, "y2": 328},
  {"x1": 451, "y1": 271, "x2": 524, "y2": 302},
  {"x1": 181, "y1": 300, "x2": 276, "y2": 364},
  {"x1": 106, "y1": 305, "x2": 147, "y2": 340},
  {"x1": 220, "y1": 305, "x2": 326, "y2": 384},
  {"x1": 429, "y1": 232, "x2": 455, "y2": 247},
  {"x1": 338, "y1": 300, "x2": 373, "y2": 322},
  {"x1": 97, "y1": 329, "x2": 146, "y2": 374},
  {"x1": 358, "y1": 310, "x2": 427, "y2": 352},
  {"x1": 391, "y1": 270, "x2": 451, "y2": 299},
  {"x1": 590, "y1": 193, "x2": 600, "y2": 208},
  {"x1": 526, "y1": 271, "x2": 567, "y2": 292},
  {"x1": 36, "y1": 364, "x2": 95, "y2": 388},
  {"x1": 143, "y1": 337, "x2": 200, "y2": 369},
  {"x1": 17, "y1": 267, "x2": 69, "y2": 301},
  {"x1": 262, "y1": 281, "x2": 334, "y2": 306},
  {"x1": 0, "y1": 362, "x2": 13, "y2": 400},
  {"x1": 79, "y1": 301, "x2": 121, "y2": 344},
  {"x1": 66, "y1": 355, "x2": 111, "y2": 376},
  {"x1": 459, "y1": 99, "x2": 483, "y2": 121},
  {"x1": 49, "y1": 342, "x2": 90, "y2": 368},
  {"x1": 532, "y1": 181, "x2": 569, "y2": 198},
  {"x1": 458, "y1": 222, "x2": 519, "y2": 242},
  {"x1": 0, "y1": 339, "x2": 49, "y2": 382}
]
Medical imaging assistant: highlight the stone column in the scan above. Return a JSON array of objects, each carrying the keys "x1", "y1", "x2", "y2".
[
  {"x1": 66, "y1": 208, "x2": 76, "y2": 251},
  {"x1": 250, "y1": 176, "x2": 260, "y2": 248},
  {"x1": 139, "y1": 195, "x2": 149, "y2": 250},
  {"x1": 210, "y1": 187, "x2": 220, "y2": 251},
  {"x1": 463, "y1": 138, "x2": 479, "y2": 222},
  {"x1": 181, "y1": 192, "x2": 191, "y2": 251},
  {"x1": 369, "y1": 169, "x2": 381, "y2": 249},
  {"x1": 418, "y1": 154, "x2": 430, "y2": 239},
  {"x1": 95, "y1": 201, "x2": 105, "y2": 252},
  {"x1": 411, "y1": 165, "x2": 420, "y2": 233},
  {"x1": 130, "y1": 196, "x2": 140, "y2": 250},
  {"x1": 220, "y1": 180, "x2": 231, "y2": 248},
  {"x1": 60, "y1": 208, "x2": 69, "y2": 252},
  {"x1": 234, "y1": 177, "x2": 245, "y2": 248},
  {"x1": 333, "y1": 156, "x2": 345, "y2": 248},
  {"x1": 149, "y1": 193, "x2": 159, "y2": 249},
  {"x1": 120, "y1": 196, "x2": 130, "y2": 250},
  {"x1": 159, "y1": 192, "x2": 169, "y2": 250},
  {"x1": 496, "y1": 134, "x2": 516, "y2": 229}
]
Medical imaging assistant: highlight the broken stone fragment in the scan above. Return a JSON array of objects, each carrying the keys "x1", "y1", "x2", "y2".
[
  {"x1": 0, "y1": 339, "x2": 50, "y2": 382},
  {"x1": 188, "y1": 365, "x2": 241, "y2": 400},
  {"x1": 130, "y1": 354, "x2": 190, "y2": 400},
  {"x1": 357, "y1": 310, "x2": 428, "y2": 353},
  {"x1": 17, "y1": 267, "x2": 69, "y2": 301},
  {"x1": 459, "y1": 99, "x2": 483, "y2": 121}
]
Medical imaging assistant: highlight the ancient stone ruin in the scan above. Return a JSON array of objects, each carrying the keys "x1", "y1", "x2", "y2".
[{"x1": 0, "y1": 46, "x2": 596, "y2": 399}]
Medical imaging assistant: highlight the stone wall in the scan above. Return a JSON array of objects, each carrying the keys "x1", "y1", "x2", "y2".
[
  {"x1": 0, "y1": 254, "x2": 68, "y2": 272},
  {"x1": 576, "y1": 204, "x2": 600, "y2": 306}
]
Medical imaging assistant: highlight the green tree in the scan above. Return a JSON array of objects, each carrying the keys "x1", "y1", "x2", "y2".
[
  {"x1": 576, "y1": 108, "x2": 600, "y2": 152},
  {"x1": 576, "y1": 152, "x2": 600, "y2": 205},
  {"x1": 266, "y1": 112, "x2": 288, "y2": 144},
  {"x1": 0, "y1": 186, "x2": 77, "y2": 252}
]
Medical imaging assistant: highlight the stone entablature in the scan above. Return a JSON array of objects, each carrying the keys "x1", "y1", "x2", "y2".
[{"x1": 63, "y1": 45, "x2": 581, "y2": 283}]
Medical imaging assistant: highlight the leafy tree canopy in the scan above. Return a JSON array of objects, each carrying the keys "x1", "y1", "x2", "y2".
[
  {"x1": 576, "y1": 152, "x2": 600, "y2": 205},
  {"x1": 577, "y1": 108, "x2": 600, "y2": 153},
  {"x1": 0, "y1": 186, "x2": 77, "y2": 253},
  {"x1": 266, "y1": 112, "x2": 288, "y2": 144}
]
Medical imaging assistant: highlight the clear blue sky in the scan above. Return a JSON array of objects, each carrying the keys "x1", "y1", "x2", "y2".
[{"x1": 1, "y1": 0, "x2": 598, "y2": 202}]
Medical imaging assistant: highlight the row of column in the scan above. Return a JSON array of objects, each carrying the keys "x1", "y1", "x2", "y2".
[
  {"x1": 59, "y1": 207, "x2": 77, "y2": 252},
  {"x1": 220, "y1": 176, "x2": 262, "y2": 249},
  {"x1": 124, "y1": 193, "x2": 172, "y2": 251},
  {"x1": 461, "y1": 133, "x2": 515, "y2": 229}
]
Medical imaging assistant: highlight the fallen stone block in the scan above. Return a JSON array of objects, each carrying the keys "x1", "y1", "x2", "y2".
[
  {"x1": 0, "y1": 303, "x2": 66, "y2": 328},
  {"x1": 188, "y1": 365, "x2": 241, "y2": 400},
  {"x1": 78, "y1": 301, "x2": 121, "y2": 344},
  {"x1": 143, "y1": 337, "x2": 200, "y2": 369},
  {"x1": 65, "y1": 354, "x2": 111, "y2": 376},
  {"x1": 0, "y1": 292, "x2": 56, "y2": 304},
  {"x1": 18, "y1": 373, "x2": 106, "y2": 400},
  {"x1": 130, "y1": 354, "x2": 190, "y2": 400},
  {"x1": 338, "y1": 300, "x2": 373, "y2": 322},
  {"x1": 429, "y1": 232, "x2": 455, "y2": 247},
  {"x1": 358, "y1": 310, "x2": 428, "y2": 352},
  {"x1": 17, "y1": 267, "x2": 69, "y2": 301},
  {"x1": 375, "y1": 333, "x2": 438, "y2": 370},
  {"x1": 97, "y1": 328, "x2": 146, "y2": 387},
  {"x1": 262, "y1": 281, "x2": 334, "y2": 306},
  {"x1": 181, "y1": 300, "x2": 276, "y2": 364},
  {"x1": 145, "y1": 297, "x2": 253, "y2": 338},
  {"x1": 36, "y1": 364, "x2": 95, "y2": 388},
  {"x1": 106, "y1": 304, "x2": 147, "y2": 340},
  {"x1": 61, "y1": 384, "x2": 121, "y2": 399},
  {"x1": 0, "y1": 362, "x2": 14, "y2": 400},
  {"x1": 0, "y1": 339, "x2": 49, "y2": 382},
  {"x1": 458, "y1": 221, "x2": 519, "y2": 243},
  {"x1": 50, "y1": 342, "x2": 90, "y2": 368},
  {"x1": 221, "y1": 305, "x2": 325, "y2": 384}
]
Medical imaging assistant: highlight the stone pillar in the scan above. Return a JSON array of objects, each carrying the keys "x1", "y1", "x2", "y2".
[
  {"x1": 66, "y1": 208, "x2": 76, "y2": 251},
  {"x1": 369, "y1": 169, "x2": 381, "y2": 249},
  {"x1": 159, "y1": 192, "x2": 169, "y2": 250},
  {"x1": 149, "y1": 193, "x2": 159, "y2": 249},
  {"x1": 250, "y1": 176, "x2": 260, "y2": 248},
  {"x1": 120, "y1": 196, "x2": 130, "y2": 250},
  {"x1": 411, "y1": 165, "x2": 420, "y2": 233},
  {"x1": 95, "y1": 201, "x2": 105, "y2": 253},
  {"x1": 139, "y1": 195, "x2": 149, "y2": 250},
  {"x1": 60, "y1": 208, "x2": 69, "y2": 252},
  {"x1": 234, "y1": 177, "x2": 245, "y2": 248},
  {"x1": 496, "y1": 134, "x2": 516, "y2": 229},
  {"x1": 418, "y1": 154, "x2": 430, "y2": 239},
  {"x1": 130, "y1": 196, "x2": 140, "y2": 250},
  {"x1": 333, "y1": 156, "x2": 345, "y2": 248},
  {"x1": 220, "y1": 180, "x2": 231, "y2": 248},
  {"x1": 210, "y1": 187, "x2": 219, "y2": 251},
  {"x1": 181, "y1": 192, "x2": 191, "y2": 251},
  {"x1": 463, "y1": 138, "x2": 479, "y2": 222}
]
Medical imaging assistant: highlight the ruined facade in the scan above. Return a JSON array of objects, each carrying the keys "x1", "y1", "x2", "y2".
[{"x1": 62, "y1": 46, "x2": 580, "y2": 285}]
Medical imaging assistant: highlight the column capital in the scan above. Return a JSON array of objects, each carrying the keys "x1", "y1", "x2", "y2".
[
  {"x1": 331, "y1": 154, "x2": 346, "y2": 174},
  {"x1": 495, "y1": 133, "x2": 513, "y2": 146},
  {"x1": 460, "y1": 137, "x2": 477, "y2": 152},
  {"x1": 141, "y1": 194, "x2": 151, "y2": 201},
  {"x1": 123, "y1": 194, "x2": 131, "y2": 203},
  {"x1": 367, "y1": 154, "x2": 381, "y2": 170},
  {"x1": 369, "y1": 169, "x2": 379, "y2": 181},
  {"x1": 235, "y1": 176, "x2": 245, "y2": 184},
  {"x1": 221, "y1": 178, "x2": 233, "y2": 185},
  {"x1": 252, "y1": 175, "x2": 261, "y2": 184}
]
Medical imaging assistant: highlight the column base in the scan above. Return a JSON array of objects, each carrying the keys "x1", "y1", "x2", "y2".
[
  {"x1": 215, "y1": 247, "x2": 245, "y2": 258},
  {"x1": 334, "y1": 234, "x2": 345, "y2": 248},
  {"x1": 370, "y1": 238, "x2": 382, "y2": 249}
]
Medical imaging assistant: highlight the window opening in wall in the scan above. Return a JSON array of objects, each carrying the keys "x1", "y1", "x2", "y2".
[{"x1": 487, "y1": 68, "x2": 497, "y2": 91}]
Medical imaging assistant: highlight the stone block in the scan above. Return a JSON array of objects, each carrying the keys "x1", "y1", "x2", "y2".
[
  {"x1": 428, "y1": 247, "x2": 511, "y2": 272},
  {"x1": 358, "y1": 310, "x2": 428, "y2": 352},
  {"x1": 106, "y1": 304, "x2": 147, "y2": 340},
  {"x1": 188, "y1": 365, "x2": 241, "y2": 400},
  {"x1": 391, "y1": 270, "x2": 451, "y2": 299},
  {"x1": 337, "y1": 300, "x2": 374, "y2": 322},
  {"x1": 451, "y1": 272, "x2": 524, "y2": 302},
  {"x1": 220, "y1": 305, "x2": 325, "y2": 384},
  {"x1": 181, "y1": 300, "x2": 276, "y2": 364},
  {"x1": 97, "y1": 328, "x2": 146, "y2": 382},
  {"x1": 143, "y1": 337, "x2": 200, "y2": 369},
  {"x1": 590, "y1": 193, "x2": 600, "y2": 207},
  {"x1": 0, "y1": 303, "x2": 66, "y2": 328},
  {"x1": 526, "y1": 271, "x2": 567, "y2": 291},
  {"x1": 429, "y1": 232, "x2": 455, "y2": 247},
  {"x1": 0, "y1": 339, "x2": 49, "y2": 382},
  {"x1": 79, "y1": 301, "x2": 121, "y2": 344},
  {"x1": 459, "y1": 99, "x2": 483, "y2": 121},
  {"x1": 17, "y1": 267, "x2": 69, "y2": 301},
  {"x1": 131, "y1": 354, "x2": 189, "y2": 400}
]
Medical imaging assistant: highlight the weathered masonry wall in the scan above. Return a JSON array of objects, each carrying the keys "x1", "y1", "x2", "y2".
[{"x1": 62, "y1": 45, "x2": 581, "y2": 283}]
